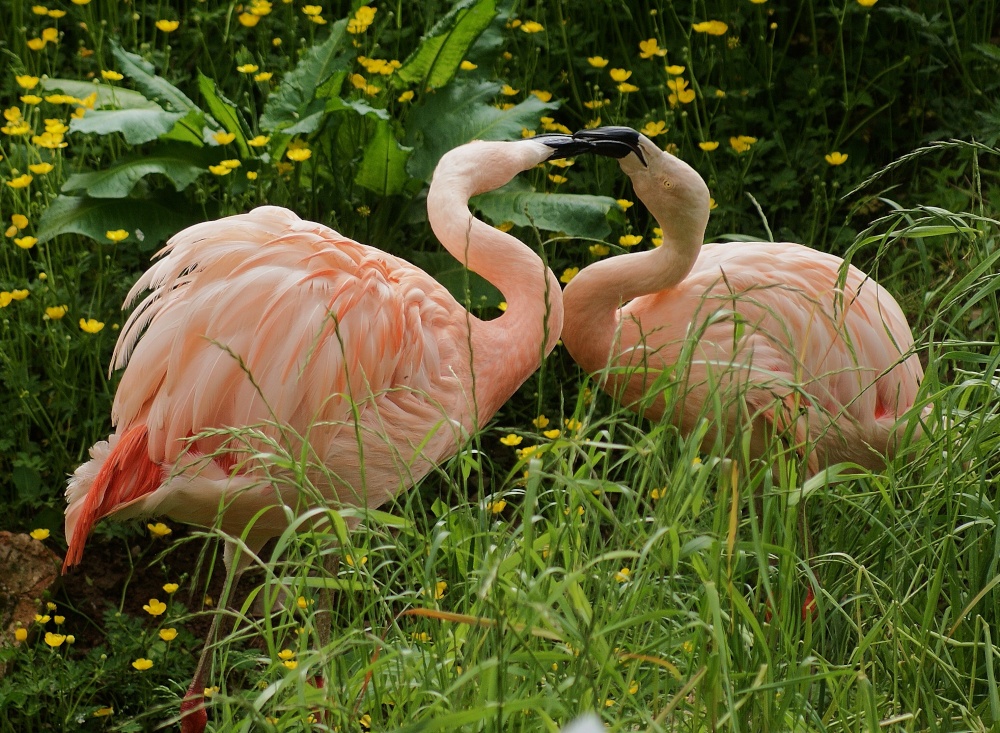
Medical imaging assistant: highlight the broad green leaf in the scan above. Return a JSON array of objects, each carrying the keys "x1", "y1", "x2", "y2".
[
  {"x1": 69, "y1": 108, "x2": 186, "y2": 145},
  {"x1": 111, "y1": 43, "x2": 199, "y2": 114},
  {"x1": 197, "y1": 73, "x2": 249, "y2": 156},
  {"x1": 473, "y1": 179, "x2": 618, "y2": 239},
  {"x1": 41, "y1": 78, "x2": 160, "y2": 110},
  {"x1": 160, "y1": 109, "x2": 208, "y2": 146},
  {"x1": 37, "y1": 194, "x2": 201, "y2": 248},
  {"x1": 325, "y1": 96, "x2": 391, "y2": 121},
  {"x1": 406, "y1": 81, "x2": 557, "y2": 181},
  {"x1": 396, "y1": 0, "x2": 496, "y2": 90},
  {"x1": 355, "y1": 120, "x2": 412, "y2": 196},
  {"x1": 260, "y1": 19, "x2": 350, "y2": 132},
  {"x1": 61, "y1": 144, "x2": 215, "y2": 198}
]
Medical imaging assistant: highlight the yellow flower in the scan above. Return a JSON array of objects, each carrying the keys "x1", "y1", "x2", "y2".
[
  {"x1": 548, "y1": 174, "x2": 567, "y2": 184},
  {"x1": 93, "y1": 707, "x2": 114, "y2": 717},
  {"x1": 159, "y1": 628, "x2": 178, "y2": 641},
  {"x1": 665, "y1": 64, "x2": 685, "y2": 75},
  {"x1": 28, "y1": 163, "x2": 53, "y2": 175},
  {"x1": 605, "y1": 699, "x2": 615, "y2": 707},
  {"x1": 0, "y1": 293, "x2": 13, "y2": 308},
  {"x1": 629, "y1": 680, "x2": 639, "y2": 695},
  {"x1": 246, "y1": 171, "x2": 258, "y2": 180},
  {"x1": 499, "y1": 84, "x2": 520, "y2": 97},
  {"x1": 254, "y1": 72, "x2": 273, "y2": 82},
  {"x1": 147, "y1": 522, "x2": 172, "y2": 536},
  {"x1": 142, "y1": 599, "x2": 167, "y2": 616},
  {"x1": 614, "y1": 567, "x2": 631, "y2": 583},
  {"x1": 48, "y1": 9, "x2": 66, "y2": 17},
  {"x1": 692, "y1": 20, "x2": 729, "y2": 35},
  {"x1": 238, "y1": 12, "x2": 260, "y2": 27},
  {"x1": 825, "y1": 151, "x2": 848, "y2": 165},
  {"x1": 53, "y1": 615, "x2": 64, "y2": 625},
  {"x1": 531, "y1": 90, "x2": 553, "y2": 102},
  {"x1": 532, "y1": 414, "x2": 549, "y2": 428},
  {"x1": 208, "y1": 164, "x2": 231, "y2": 176},
  {"x1": 100, "y1": 70, "x2": 123, "y2": 81},
  {"x1": 34, "y1": 614, "x2": 51, "y2": 623},
  {"x1": 41, "y1": 27, "x2": 59, "y2": 43},
  {"x1": 156, "y1": 19, "x2": 179, "y2": 32},
  {"x1": 345, "y1": 554, "x2": 368, "y2": 567},
  {"x1": 204, "y1": 686, "x2": 220, "y2": 698},
  {"x1": 30, "y1": 528, "x2": 50, "y2": 540},
  {"x1": 286, "y1": 147, "x2": 312, "y2": 162},
  {"x1": 520, "y1": 20, "x2": 544, "y2": 33},
  {"x1": 729, "y1": 135, "x2": 758, "y2": 153},
  {"x1": 27, "y1": 38, "x2": 46, "y2": 51},
  {"x1": 500, "y1": 434, "x2": 523, "y2": 446},
  {"x1": 79, "y1": 318, "x2": 105, "y2": 334},
  {"x1": 301, "y1": 4, "x2": 322, "y2": 15},
  {"x1": 587, "y1": 56, "x2": 609, "y2": 68},
  {"x1": 618, "y1": 83, "x2": 639, "y2": 93},
  {"x1": 105, "y1": 229, "x2": 128, "y2": 242},
  {"x1": 699, "y1": 141, "x2": 719, "y2": 151},
  {"x1": 283, "y1": 659, "x2": 299, "y2": 670},
  {"x1": 619, "y1": 234, "x2": 643, "y2": 247},
  {"x1": 487, "y1": 500, "x2": 507, "y2": 514},
  {"x1": 45, "y1": 306, "x2": 67, "y2": 320},
  {"x1": 21, "y1": 95, "x2": 43, "y2": 105},
  {"x1": 651, "y1": 487, "x2": 664, "y2": 499},
  {"x1": 560, "y1": 267, "x2": 579, "y2": 283},
  {"x1": 32, "y1": 5, "x2": 48, "y2": 14},
  {"x1": 347, "y1": 5, "x2": 376, "y2": 33},
  {"x1": 33, "y1": 131, "x2": 68, "y2": 149},
  {"x1": 543, "y1": 429, "x2": 561, "y2": 439},
  {"x1": 564, "y1": 418, "x2": 583, "y2": 432},
  {"x1": 641, "y1": 120, "x2": 667, "y2": 138},
  {"x1": 14, "y1": 628, "x2": 28, "y2": 642},
  {"x1": 236, "y1": 64, "x2": 259, "y2": 74},
  {"x1": 667, "y1": 77, "x2": 695, "y2": 105},
  {"x1": 589, "y1": 244, "x2": 610, "y2": 256},
  {"x1": 278, "y1": 649, "x2": 295, "y2": 660},
  {"x1": 16, "y1": 75, "x2": 40, "y2": 90},
  {"x1": 15, "y1": 236, "x2": 38, "y2": 249},
  {"x1": 857, "y1": 0, "x2": 877, "y2": 5},
  {"x1": 638, "y1": 38, "x2": 667, "y2": 59},
  {"x1": 296, "y1": 595, "x2": 313, "y2": 609},
  {"x1": 163, "y1": 583, "x2": 179, "y2": 594},
  {"x1": 434, "y1": 580, "x2": 447, "y2": 599},
  {"x1": 221, "y1": 159, "x2": 241, "y2": 169},
  {"x1": 44, "y1": 632, "x2": 66, "y2": 647},
  {"x1": 248, "y1": 135, "x2": 270, "y2": 147},
  {"x1": 397, "y1": 90, "x2": 415, "y2": 102},
  {"x1": 6, "y1": 174, "x2": 33, "y2": 189},
  {"x1": 2, "y1": 122, "x2": 32, "y2": 136},
  {"x1": 132, "y1": 658, "x2": 154, "y2": 671},
  {"x1": 609, "y1": 68, "x2": 632, "y2": 82},
  {"x1": 709, "y1": 197, "x2": 718, "y2": 210}
]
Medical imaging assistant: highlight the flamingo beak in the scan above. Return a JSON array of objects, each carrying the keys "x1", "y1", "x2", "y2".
[
  {"x1": 535, "y1": 133, "x2": 602, "y2": 159},
  {"x1": 570, "y1": 126, "x2": 647, "y2": 166}
]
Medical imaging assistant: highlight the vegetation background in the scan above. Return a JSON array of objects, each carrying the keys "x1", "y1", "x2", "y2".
[{"x1": 1, "y1": 0, "x2": 998, "y2": 731}]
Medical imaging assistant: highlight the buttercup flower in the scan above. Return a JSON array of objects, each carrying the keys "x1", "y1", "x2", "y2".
[
  {"x1": 156, "y1": 19, "x2": 179, "y2": 32},
  {"x1": 254, "y1": 72, "x2": 273, "y2": 82},
  {"x1": 857, "y1": 0, "x2": 878, "y2": 6},
  {"x1": 236, "y1": 64, "x2": 259, "y2": 74},
  {"x1": 692, "y1": 20, "x2": 729, "y2": 35},
  {"x1": 16, "y1": 75, "x2": 40, "y2": 90},
  {"x1": 347, "y1": 5, "x2": 376, "y2": 33},
  {"x1": 286, "y1": 147, "x2": 312, "y2": 162},
  {"x1": 665, "y1": 64, "x2": 686, "y2": 75},
  {"x1": 729, "y1": 135, "x2": 758, "y2": 153},
  {"x1": 560, "y1": 267, "x2": 579, "y2": 283},
  {"x1": 397, "y1": 90, "x2": 415, "y2": 102},
  {"x1": 238, "y1": 12, "x2": 260, "y2": 26},
  {"x1": 587, "y1": 56, "x2": 609, "y2": 68},
  {"x1": 80, "y1": 318, "x2": 104, "y2": 333},
  {"x1": 825, "y1": 151, "x2": 848, "y2": 165},
  {"x1": 15, "y1": 628, "x2": 28, "y2": 642},
  {"x1": 699, "y1": 141, "x2": 720, "y2": 151},
  {"x1": 614, "y1": 567, "x2": 631, "y2": 583},
  {"x1": 500, "y1": 434, "x2": 523, "y2": 446},
  {"x1": 28, "y1": 163, "x2": 53, "y2": 175},
  {"x1": 619, "y1": 235, "x2": 643, "y2": 247},
  {"x1": 6, "y1": 174, "x2": 33, "y2": 189},
  {"x1": 132, "y1": 658, "x2": 154, "y2": 670},
  {"x1": 143, "y1": 599, "x2": 167, "y2": 616},
  {"x1": 15, "y1": 236, "x2": 38, "y2": 249},
  {"x1": 532, "y1": 415, "x2": 549, "y2": 428},
  {"x1": 46, "y1": 306, "x2": 67, "y2": 319},
  {"x1": 609, "y1": 68, "x2": 632, "y2": 82},
  {"x1": 641, "y1": 120, "x2": 667, "y2": 137},
  {"x1": 44, "y1": 632, "x2": 66, "y2": 647},
  {"x1": 638, "y1": 38, "x2": 667, "y2": 59},
  {"x1": 487, "y1": 500, "x2": 507, "y2": 513},
  {"x1": 159, "y1": 628, "x2": 178, "y2": 641},
  {"x1": 520, "y1": 20, "x2": 544, "y2": 33},
  {"x1": 30, "y1": 528, "x2": 50, "y2": 540},
  {"x1": 101, "y1": 70, "x2": 123, "y2": 81},
  {"x1": 460, "y1": 60, "x2": 477, "y2": 71},
  {"x1": 163, "y1": 583, "x2": 179, "y2": 594},
  {"x1": 667, "y1": 77, "x2": 695, "y2": 105},
  {"x1": 589, "y1": 244, "x2": 610, "y2": 256},
  {"x1": 147, "y1": 522, "x2": 172, "y2": 536},
  {"x1": 531, "y1": 90, "x2": 552, "y2": 102},
  {"x1": 106, "y1": 229, "x2": 128, "y2": 242}
]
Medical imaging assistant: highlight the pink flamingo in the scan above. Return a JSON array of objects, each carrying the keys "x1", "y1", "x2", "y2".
[
  {"x1": 562, "y1": 128, "x2": 923, "y2": 473},
  {"x1": 62, "y1": 134, "x2": 586, "y2": 732}
]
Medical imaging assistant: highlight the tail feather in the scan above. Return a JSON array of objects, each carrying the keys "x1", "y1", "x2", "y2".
[{"x1": 63, "y1": 425, "x2": 163, "y2": 571}]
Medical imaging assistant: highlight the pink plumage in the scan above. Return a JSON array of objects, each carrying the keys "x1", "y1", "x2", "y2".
[{"x1": 563, "y1": 131, "x2": 923, "y2": 472}]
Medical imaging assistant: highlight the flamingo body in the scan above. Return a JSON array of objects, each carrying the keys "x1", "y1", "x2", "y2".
[
  {"x1": 563, "y1": 130, "x2": 923, "y2": 471},
  {"x1": 64, "y1": 137, "x2": 571, "y2": 569}
]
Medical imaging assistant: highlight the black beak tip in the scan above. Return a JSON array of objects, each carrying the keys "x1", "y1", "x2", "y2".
[
  {"x1": 571, "y1": 126, "x2": 646, "y2": 166},
  {"x1": 535, "y1": 133, "x2": 599, "y2": 160}
]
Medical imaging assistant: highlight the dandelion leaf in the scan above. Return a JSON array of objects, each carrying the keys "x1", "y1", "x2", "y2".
[{"x1": 396, "y1": 0, "x2": 496, "y2": 90}]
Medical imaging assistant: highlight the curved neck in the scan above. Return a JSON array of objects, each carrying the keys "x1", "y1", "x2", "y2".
[
  {"x1": 427, "y1": 142, "x2": 564, "y2": 421},
  {"x1": 562, "y1": 234, "x2": 701, "y2": 373}
]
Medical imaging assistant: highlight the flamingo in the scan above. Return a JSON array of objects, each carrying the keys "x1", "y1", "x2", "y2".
[
  {"x1": 561, "y1": 127, "x2": 924, "y2": 474},
  {"x1": 62, "y1": 133, "x2": 590, "y2": 732}
]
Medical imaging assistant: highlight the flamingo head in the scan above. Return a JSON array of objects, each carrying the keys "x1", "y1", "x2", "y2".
[{"x1": 571, "y1": 126, "x2": 711, "y2": 232}]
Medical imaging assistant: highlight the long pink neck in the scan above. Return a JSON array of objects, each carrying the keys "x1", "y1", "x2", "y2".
[
  {"x1": 427, "y1": 142, "x2": 564, "y2": 422},
  {"x1": 562, "y1": 222, "x2": 702, "y2": 374}
]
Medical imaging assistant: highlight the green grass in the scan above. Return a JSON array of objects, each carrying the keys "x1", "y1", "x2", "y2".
[{"x1": 2, "y1": 0, "x2": 999, "y2": 730}]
